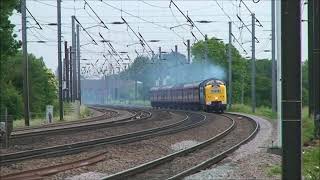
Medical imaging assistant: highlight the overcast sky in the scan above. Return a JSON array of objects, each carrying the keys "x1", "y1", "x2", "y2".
[{"x1": 11, "y1": 0, "x2": 308, "y2": 77}]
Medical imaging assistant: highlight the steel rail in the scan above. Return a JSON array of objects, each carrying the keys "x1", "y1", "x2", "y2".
[
  {"x1": 1, "y1": 151, "x2": 106, "y2": 180},
  {"x1": 12, "y1": 107, "x2": 117, "y2": 131},
  {"x1": 167, "y1": 113, "x2": 259, "y2": 179},
  {"x1": 0, "y1": 111, "x2": 206, "y2": 165},
  {"x1": 10, "y1": 109, "x2": 146, "y2": 139},
  {"x1": 102, "y1": 113, "x2": 235, "y2": 180}
]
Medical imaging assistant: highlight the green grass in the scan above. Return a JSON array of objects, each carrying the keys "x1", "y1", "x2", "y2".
[
  {"x1": 231, "y1": 104, "x2": 319, "y2": 179},
  {"x1": 13, "y1": 103, "x2": 93, "y2": 128},
  {"x1": 267, "y1": 165, "x2": 281, "y2": 177},
  {"x1": 265, "y1": 146, "x2": 319, "y2": 180},
  {"x1": 13, "y1": 117, "x2": 47, "y2": 128},
  {"x1": 302, "y1": 107, "x2": 316, "y2": 144},
  {"x1": 80, "y1": 105, "x2": 92, "y2": 118},
  {"x1": 228, "y1": 104, "x2": 277, "y2": 120},
  {"x1": 229, "y1": 105, "x2": 315, "y2": 144},
  {"x1": 303, "y1": 146, "x2": 320, "y2": 180}
]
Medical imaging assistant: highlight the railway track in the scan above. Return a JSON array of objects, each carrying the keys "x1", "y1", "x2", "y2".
[
  {"x1": 0, "y1": 110, "x2": 206, "y2": 165},
  {"x1": 12, "y1": 107, "x2": 115, "y2": 131},
  {"x1": 10, "y1": 108, "x2": 148, "y2": 139},
  {"x1": 0, "y1": 152, "x2": 107, "y2": 180},
  {"x1": 102, "y1": 113, "x2": 259, "y2": 180}
]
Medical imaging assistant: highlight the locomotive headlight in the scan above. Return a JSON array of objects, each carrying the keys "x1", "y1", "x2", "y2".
[{"x1": 215, "y1": 97, "x2": 218, "y2": 100}]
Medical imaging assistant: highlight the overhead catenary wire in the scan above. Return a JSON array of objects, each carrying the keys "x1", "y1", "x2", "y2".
[
  {"x1": 83, "y1": 0, "x2": 109, "y2": 29},
  {"x1": 138, "y1": 32, "x2": 155, "y2": 56},
  {"x1": 74, "y1": 16, "x2": 98, "y2": 45},
  {"x1": 101, "y1": 1, "x2": 171, "y2": 30},
  {"x1": 107, "y1": 41, "x2": 125, "y2": 62},
  {"x1": 121, "y1": 17, "x2": 152, "y2": 58},
  {"x1": 26, "y1": 0, "x2": 262, "y2": 54},
  {"x1": 190, "y1": 31, "x2": 198, "y2": 42},
  {"x1": 104, "y1": 52, "x2": 121, "y2": 68},
  {"x1": 100, "y1": 0, "x2": 186, "y2": 43},
  {"x1": 169, "y1": 0, "x2": 205, "y2": 39},
  {"x1": 26, "y1": 8, "x2": 43, "y2": 30},
  {"x1": 231, "y1": 33, "x2": 248, "y2": 55},
  {"x1": 239, "y1": 0, "x2": 263, "y2": 27},
  {"x1": 83, "y1": 5, "x2": 101, "y2": 24},
  {"x1": 212, "y1": 0, "x2": 253, "y2": 53},
  {"x1": 214, "y1": 0, "x2": 237, "y2": 27},
  {"x1": 138, "y1": 0, "x2": 168, "y2": 9},
  {"x1": 237, "y1": 14, "x2": 260, "y2": 43},
  {"x1": 33, "y1": 0, "x2": 82, "y2": 10},
  {"x1": 17, "y1": 0, "x2": 272, "y2": 79}
]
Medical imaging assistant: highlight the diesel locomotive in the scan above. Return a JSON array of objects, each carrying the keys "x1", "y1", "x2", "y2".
[{"x1": 150, "y1": 78, "x2": 227, "y2": 112}]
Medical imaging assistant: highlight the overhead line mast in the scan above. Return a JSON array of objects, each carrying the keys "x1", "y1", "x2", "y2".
[
  {"x1": 72, "y1": 16, "x2": 77, "y2": 102},
  {"x1": 271, "y1": 0, "x2": 277, "y2": 112},
  {"x1": 76, "y1": 24, "x2": 81, "y2": 104},
  {"x1": 251, "y1": 13, "x2": 256, "y2": 113},
  {"x1": 228, "y1": 22, "x2": 232, "y2": 109},
  {"x1": 57, "y1": 0, "x2": 63, "y2": 120},
  {"x1": 22, "y1": 0, "x2": 30, "y2": 126}
]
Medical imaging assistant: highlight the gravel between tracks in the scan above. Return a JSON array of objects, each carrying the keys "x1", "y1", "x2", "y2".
[
  {"x1": 1, "y1": 110, "x2": 183, "y2": 154},
  {"x1": 185, "y1": 113, "x2": 281, "y2": 180},
  {"x1": 129, "y1": 114, "x2": 256, "y2": 180},
  {"x1": 0, "y1": 112, "x2": 231, "y2": 179}
]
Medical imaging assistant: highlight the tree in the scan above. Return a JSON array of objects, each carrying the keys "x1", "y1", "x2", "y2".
[
  {"x1": 191, "y1": 37, "x2": 227, "y2": 66},
  {"x1": 0, "y1": 0, "x2": 58, "y2": 119},
  {"x1": 1, "y1": 52, "x2": 58, "y2": 118},
  {"x1": 0, "y1": 0, "x2": 20, "y2": 60},
  {"x1": 0, "y1": 0, "x2": 21, "y2": 116}
]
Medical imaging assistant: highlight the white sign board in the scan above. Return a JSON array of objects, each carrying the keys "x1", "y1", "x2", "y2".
[
  {"x1": 46, "y1": 105, "x2": 54, "y2": 123},
  {"x1": 0, "y1": 122, "x2": 5, "y2": 133},
  {"x1": 63, "y1": 81, "x2": 66, "y2": 90}
]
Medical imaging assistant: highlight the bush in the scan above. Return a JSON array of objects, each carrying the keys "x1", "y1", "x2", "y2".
[
  {"x1": 302, "y1": 108, "x2": 315, "y2": 144},
  {"x1": 0, "y1": 83, "x2": 23, "y2": 119},
  {"x1": 80, "y1": 105, "x2": 91, "y2": 118},
  {"x1": 1, "y1": 52, "x2": 58, "y2": 120}
]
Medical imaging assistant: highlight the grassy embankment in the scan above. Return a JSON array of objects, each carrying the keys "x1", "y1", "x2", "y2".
[
  {"x1": 13, "y1": 103, "x2": 92, "y2": 128},
  {"x1": 228, "y1": 104, "x2": 277, "y2": 120},
  {"x1": 229, "y1": 104, "x2": 319, "y2": 180}
]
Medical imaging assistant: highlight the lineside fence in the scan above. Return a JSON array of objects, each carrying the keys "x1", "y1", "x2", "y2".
[{"x1": 0, "y1": 109, "x2": 13, "y2": 148}]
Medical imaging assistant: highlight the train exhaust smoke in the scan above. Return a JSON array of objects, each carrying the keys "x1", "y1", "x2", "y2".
[{"x1": 158, "y1": 61, "x2": 226, "y2": 86}]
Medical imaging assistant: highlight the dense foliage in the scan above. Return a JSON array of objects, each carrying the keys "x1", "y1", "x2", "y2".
[
  {"x1": 0, "y1": 0, "x2": 58, "y2": 118},
  {"x1": 1, "y1": 52, "x2": 58, "y2": 118}
]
